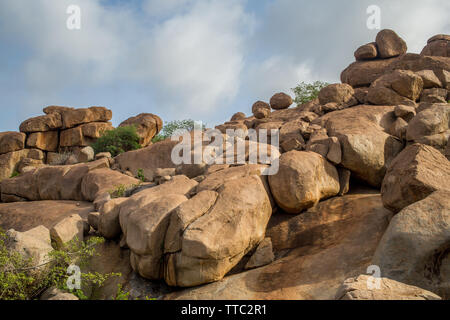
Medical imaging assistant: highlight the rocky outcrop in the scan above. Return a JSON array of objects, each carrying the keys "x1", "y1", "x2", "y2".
[
  {"x1": 119, "y1": 113, "x2": 163, "y2": 147},
  {"x1": 336, "y1": 275, "x2": 441, "y2": 300},
  {"x1": 373, "y1": 191, "x2": 450, "y2": 298},
  {"x1": 375, "y1": 29, "x2": 407, "y2": 58},
  {"x1": 421, "y1": 34, "x2": 450, "y2": 58},
  {"x1": 0, "y1": 132, "x2": 26, "y2": 154},
  {"x1": 381, "y1": 144, "x2": 450, "y2": 212}
]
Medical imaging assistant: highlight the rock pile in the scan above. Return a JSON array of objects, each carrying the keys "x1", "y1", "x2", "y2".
[{"x1": 0, "y1": 29, "x2": 449, "y2": 300}]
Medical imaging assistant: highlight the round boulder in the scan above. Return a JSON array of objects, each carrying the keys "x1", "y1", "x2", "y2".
[{"x1": 269, "y1": 93, "x2": 293, "y2": 110}]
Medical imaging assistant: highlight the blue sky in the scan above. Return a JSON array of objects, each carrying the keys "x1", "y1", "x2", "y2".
[{"x1": 0, "y1": 0, "x2": 449, "y2": 131}]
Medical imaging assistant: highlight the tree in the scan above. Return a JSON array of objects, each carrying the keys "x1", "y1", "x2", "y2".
[
  {"x1": 91, "y1": 126, "x2": 141, "y2": 157},
  {"x1": 152, "y1": 119, "x2": 206, "y2": 143},
  {"x1": 292, "y1": 81, "x2": 329, "y2": 105}
]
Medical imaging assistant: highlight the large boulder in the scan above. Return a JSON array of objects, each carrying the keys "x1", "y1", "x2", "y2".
[
  {"x1": 406, "y1": 103, "x2": 450, "y2": 142},
  {"x1": 166, "y1": 191, "x2": 392, "y2": 299},
  {"x1": 375, "y1": 29, "x2": 407, "y2": 58},
  {"x1": 0, "y1": 200, "x2": 93, "y2": 232},
  {"x1": 50, "y1": 214, "x2": 88, "y2": 248},
  {"x1": 270, "y1": 93, "x2": 293, "y2": 110},
  {"x1": 0, "y1": 149, "x2": 44, "y2": 181},
  {"x1": 0, "y1": 158, "x2": 109, "y2": 202},
  {"x1": 366, "y1": 70, "x2": 423, "y2": 105},
  {"x1": 60, "y1": 122, "x2": 113, "y2": 147},
  {"x1": 52, "y1": 106, "x2": 112, "y2": 129},
  {"x1": 314, "y1": 105, "x2": 404, "y2": 187},
  {"x1": 119, "y1": 113, "x2": 163, "y2": 147},
  {"x1": 0, "y1": 132, "x2": 26, "y2": 154},
  {"x1": 26, "y1": 131, "x2": 59, "y2": 152},
  {"x1": 354, "y1": 42, "x2": 378, "y2": 60},
  {"x1": 318, "y1": 83, "x2": 355, "y2": 107},
  {"x1": 341, "y1": 56, "x2": 399, "y2": 87},
  {"x1": 381, "y1": 143, "x2": 450, "y2": 213},
  {"x1": 19, "y1": 113, "x2": 62, "y2": 133},
  {"x1": 372, "y1": 191, "x2": 450, "y2": 298},
  {"x1": 81, "y1": 168, "x2": 140, "y2": 202},
  {"x1": 6, "y1": 225, "x2": 53, "y2": 266},
  {"x1": 421, "y1": 34, "x2": 450, "y2": 58},
  {"x1": 336, "y1": 275, "x2": 441, "y2": 300},
  {"x1": 164, "y1": 175, "x2": 273, "y2": 287},
  {"x1": 268, "y1": 151, "x2": 339, "y2": 214}
]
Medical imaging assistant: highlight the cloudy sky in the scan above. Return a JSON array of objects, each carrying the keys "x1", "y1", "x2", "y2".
[{"x1": 0, "y1": 0, "x2": 449, "y2": 131}]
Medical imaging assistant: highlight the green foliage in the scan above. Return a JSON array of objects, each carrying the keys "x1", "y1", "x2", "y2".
[
  {"x1": 108, "y1": 183, "x2": 141, "y2": 199},
  {"x1": 152, "y1": 119, "x2": 206, "y2": 143},
  {"x1": 91, "y1": 126, "x2": 142, "y2": 157},
  {"x1": 292, "y1": 81, "x2": 329, "y2": 105},
  {"x1": 0, "y1": 230, "x2": 119, "y2": 300},
  {"x1": 114, "y1": 284, "x2": 131, "y2": 300},
  {"x1": 10, "y1": 171, "x2": 20, "y2": 178},
  {"x1": 137, "y1": 169, "x2": 146, "y2": 182}
]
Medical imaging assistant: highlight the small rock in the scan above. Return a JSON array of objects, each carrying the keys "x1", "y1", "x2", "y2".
[{"x1": 245, "y1": 238, "x2": 275, "y2": 270}]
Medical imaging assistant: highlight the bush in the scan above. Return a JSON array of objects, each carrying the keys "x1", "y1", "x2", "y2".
[
  {"x1": 0, "y1": 229, "x2": 120, "y2": 300},
  {"x1": 292, "y1": 81, "x2": 329, "y2": 105},
  {"x1": 152, "y1": 119, "x2": 206, "y2": 143},
  {"x1": 91, "y1": 126, "x2": 141, "y2": 157}
]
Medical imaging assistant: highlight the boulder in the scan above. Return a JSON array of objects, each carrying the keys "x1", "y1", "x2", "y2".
[
  {"x1": 230, "y1": 112, "x2": 246, "y2": 121},
  {"x1": 0, "y1": 148, "x2": 44, "y2": 181},
  {"x1": 406, "y1": 103, "x2": 450, "y2": 141},
  {"x1": 270, "y1": 93, "x2": 293, "y2": 110},
  {"x1": 394, "y1": 105, "x2": 416, "y2": 122},
  {"x1": 389, "y1": 117, "x2": 408, "y2": 140},
  {"x1": 81, "y1": 168, "x2": 140, "y2": 201},
  {"x1": 0, "y1": 132, "x2": 26, "y2": 154},
  {"x1": 6, "y1": 225, "x2": 52, "y2": 266},
  {"x1": 127, "y1": 194, "x2": 188, "y2": 279},
  {"x1": 244, "y1": 237, "x2": 274, "y2": 270},
  {"x1": 375, "y1": 29, "x2": 407, "y2": 58},
  {"x1": 19, "y1": 113, "x2": 62, "y2": 133},
  {"x1": 60, "y1": 122, "x2": 113, "y2": 147},
  {"x1": 252, "y1": 101, "x2": 271, "y2": 119},
  {"x1": 421, "y1": 36, "x2": 449, "y2": 57},
  {"x1": 336, "y1": 275, "x2": 441, "y2": 300},
  {"x1": 373, "y1": 191, "x2": 450, "y2": 298},
  {"x1": 119, "y1": 113, "x2": 162, "y2": 147},
  {"x1": 164, "y1": 175, "x2": 272, "y2": 287},
  {"x1": 40, "y1": 287, "x2": 79, "y2": 300},
  {"x1": 415, "y1": 70, "x2": 443, "y2": 88},
  {"x1": 78, "y1": 146, "x2": 94, "y2": 162},
  {"x1": 26, "y1": 131, "x2": 58, "y2": 152},
  {"x1": 57, "y1": 106, "x2": 112, "y2": 129},
  {"x1": 0, "y1": 201, "x2": 92, "y2": 233},
  {"x1": 98, "y1": 198, "x2": 128, "y2": 239},
  {"x1": 354, "y1": 42, "x2": 378, "y2": 60},
  {"x1": 318, "y1": 83, "x2": 355, "y2": 107},
  {"x1": 341, "y1": 57, "x2": 399, "y2": 87},
  {"x1": 313, "y1": 105, "x2": 403, "y2": 187},
  {"x1": 381, "y1": 143, "x2": 450, "y2": 212},
  {"x1": 268, "y1": 151, "x2": 340, "y2": 214},
  {"x1": 166, "y1": 191, "x2": 392, "y2": 299},
  {"x1": 367, "y1": 70, "x2": 423, "y2": 106},
  {"x1": 50, "y1": 214, "x2": 88, "y2": 248}
]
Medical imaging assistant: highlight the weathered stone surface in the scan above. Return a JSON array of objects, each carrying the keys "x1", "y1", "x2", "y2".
[
  {"x1": 98, "y1": 198, "x2": 128, "y2": 239},
  {"x1": 268, "y1": 151, "x2": 339, "y2": 214},
  {"x1": 406, "y1": 103, "x2": 450, "y2": 141},
  {"x1": 389, "y1": 117, "x2": 408, "y2": 140},
  {"x1": 167, "y1": 191, "x2": 392, "y2": 299},
  {"x1": 0, "y1": 148, "x2": 44, "y2": 181},
  {"x1": 19, "y1": 113, "x2": 62, "y2": 133},
  {"x1": 58, "y1": 106, "x2": 112, "y2": 129},
  {"x1": 127, "y1": 194, "x2": 188, "y2": 279},
  {"x1": 119, "y1": 113, "x2": 162, "y2": 147},
  {"x1": 416, "y1": 70, "x2": 443, "y2": 88},
  {"x1": 421, "y1": 38, "x2": 450, "y2": 57},
  {"x1": 0, "y1": 158, "x2": 109, "y2": 201},
  {"x1": 81, "y1": 168, "x2": 140, "y2": 202},
  {"x1": 367, "y1": 70, "x2": 423, "y2": 105},
  {"x1": 6, "y1": 225, "x2": 52, "y2": 266},
  {"x1": 270, "y1": 93, "x2": 293, "y2": 110},
  {"x1": 60, "y1": 122, "x2": 113, "y2": 147},
  {"x1": 50, "y1": 214, "x2": 88, "y2": 248},
  {"x1": 252, "y1": 101, "x2": 271, "y2": 119},
  {"x1": 0, "y1": 132, "x2": 26, "y2": 155},
  {"x1": 341, "y1": 57, "x2": 399, "y2": 87},
  {"x1": 78, "y1": 146, "x2": 94, "y2": 162},
  {"x1": 381, "y1": 144, "x2": 450, "y2": 212},
  {"x1": 354, "y1": 42, "x2": 378, "y2": 60},
  {"x1": 373, "y1": 191, "x2": 450, "y2": 298},
  {"x1": 244, "y1": 237, "x2": 274, "y2": 270},
  {"x1": 230, "y1": 112, "x2": 246, "y2": 121},
  {"x1": 395, "y1": 105, "x2": 416, "y2": 122},
  {"x1": 314, "y1": 105, "x2": 403, "y2": 187},
  {"x1": 165, "y1": 175, "x2": 272, "y2": 287},
  {"x1": 26, "y1": 131, "x2": 58, "y2": 152},
  {"x1": 336, "y1": 275, "x2": 441, "y2": 300},
  {"x1": 376, "y1": 29, "x2": 407, "y2": 58},
  {"x1": 318, "y1": 83, "x2": 355, "y2": 106}
]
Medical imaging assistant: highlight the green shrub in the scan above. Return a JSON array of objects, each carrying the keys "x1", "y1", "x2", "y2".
[
  {"x1": 152, "y1": 119, "x2": 206, "y2": 143},
  {"x1": 0, "y1": 229, "x2": 120, "y2": 300},
  {"x1": 292, "y1": 81, "x2": 329, "y2": 105},
  {"x1": 137, "y1": 169, "x2": 146, "y2": 182},
  {"x1": 10, "y1": 171, "x2": 20, "y2": 178},
  {"x1": 91, "y1": 126, "x2": 141, "y2": 157}
]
